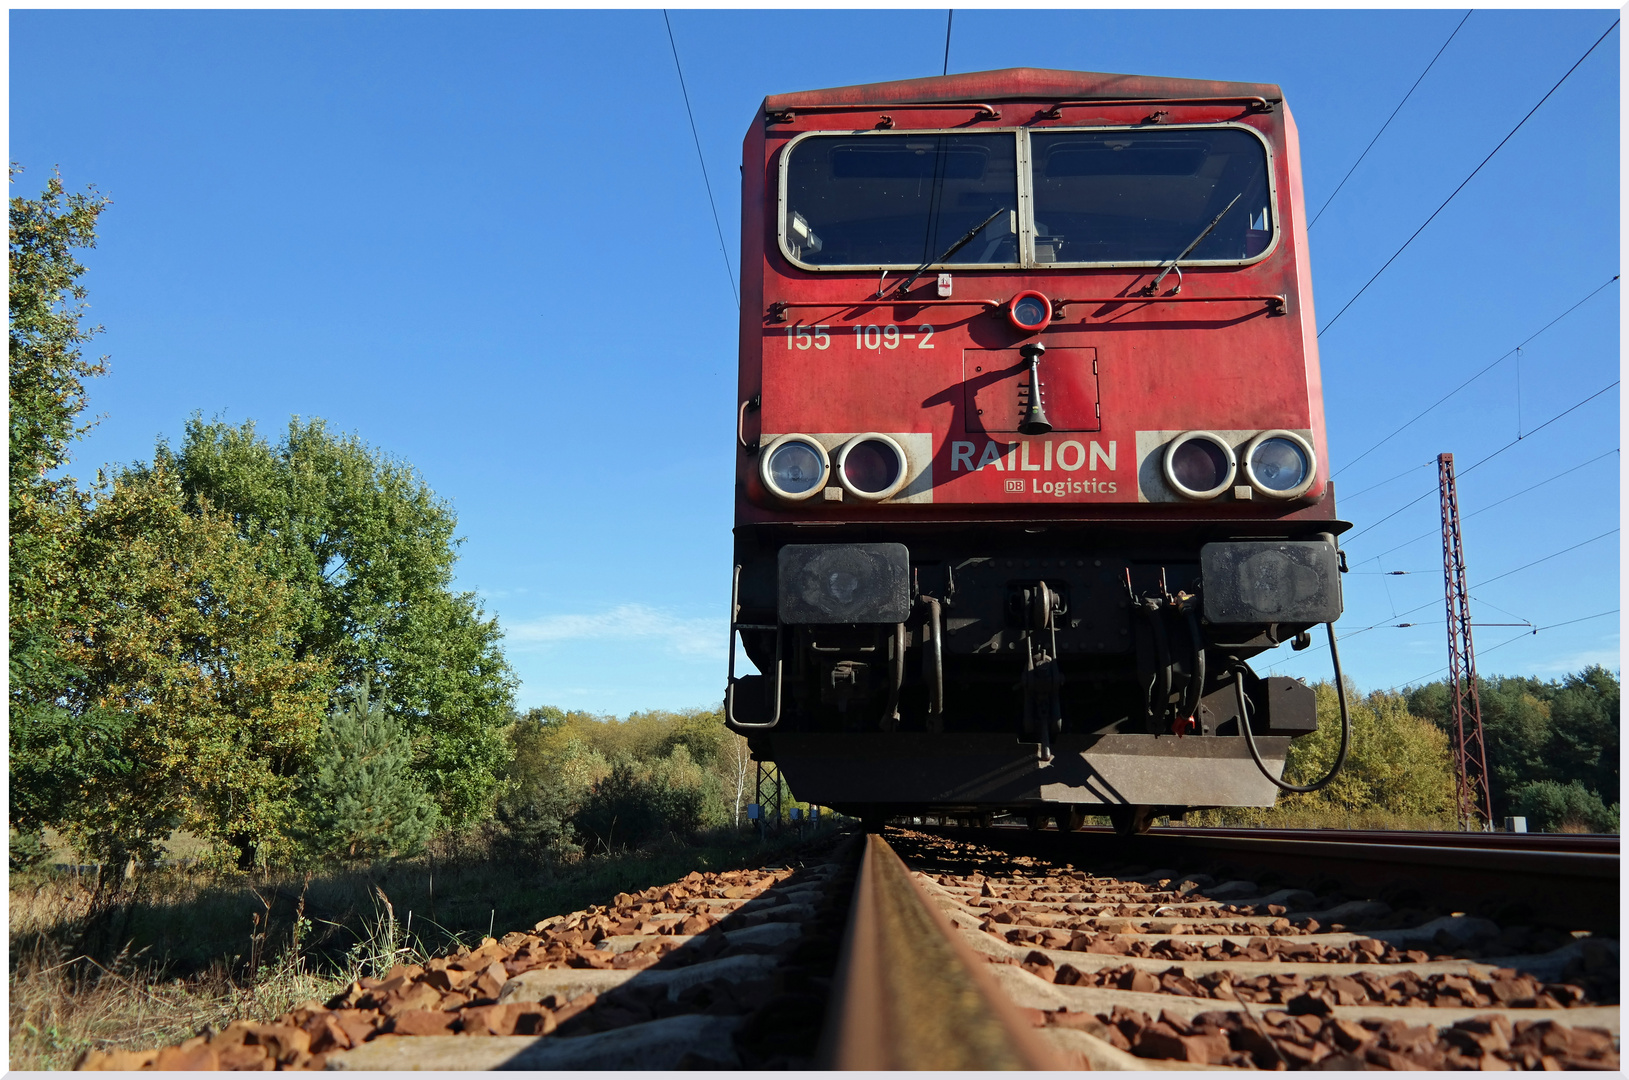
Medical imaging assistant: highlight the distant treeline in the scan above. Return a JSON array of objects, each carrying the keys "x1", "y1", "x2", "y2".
[
  {"x1": 1408, "y1": 667, "x2": 1618, "y2": 831},
  {"x1": 1258, "y1": 668, "x2": 1618, "y2": 832}
]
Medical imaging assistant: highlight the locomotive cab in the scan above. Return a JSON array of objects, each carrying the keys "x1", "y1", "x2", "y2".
[{"x1": 727, "y1": 68, "x2": 1348, "y2": 831}]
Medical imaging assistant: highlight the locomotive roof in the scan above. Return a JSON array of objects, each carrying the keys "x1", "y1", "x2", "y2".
[{"x1": 763, "y1": 67, "x2": 1283, "y2": 110}]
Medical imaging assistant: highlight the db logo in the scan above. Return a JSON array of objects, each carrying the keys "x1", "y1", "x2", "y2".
[{"x1": 1004, "y1": 479, "x2": 1025, "y2": 493}]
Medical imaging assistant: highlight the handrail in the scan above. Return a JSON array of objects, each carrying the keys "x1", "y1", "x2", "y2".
[
  {"x1": 768, "y1": 102, "x2": 1000, "y2": 123},
  {"x1": 1055, "y1": 293, "x2": 1286, "y2": 316},
  {"x1": 724, "y1": 565, "x2": 782, "y2": 730},
  {"x1": 1044, "y1": 95, "x2": 1274, "y2": 118},
  {"x1": 737, "y1": 395, "x2": 760, "y2": 452},
  {"x1": 766, "y1": 294, "x2": 1286, "y2": 322},
  {"x1": 766, "y1": 298, "x2": 1000, "y2": 323},
  {"x1": 817, "y1": 834, "x2": 1060, "y2": 1069}
]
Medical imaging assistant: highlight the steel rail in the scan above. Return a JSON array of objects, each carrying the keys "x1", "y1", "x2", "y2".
[
  {"x1": 1004, "y1": 823, "x2": 1619, "y2": 854},
  {"x1": 958, "y1": 824, "x2": 1619, "y2": 933},
  {"x1": 1154, "y1": 825, "x2": 1620, "y2": 854},
  {"x1": 818, "y1": 833, "x2": 1060, "y2": 1069}
]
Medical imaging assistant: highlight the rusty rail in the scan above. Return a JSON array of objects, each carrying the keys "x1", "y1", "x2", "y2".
[
  {"x1": 965, "y1": 823, "x2": 1620, "y2": 933},
  {"x1": 819, "y1": 833, "x2": 1059, "y2": 1069}
]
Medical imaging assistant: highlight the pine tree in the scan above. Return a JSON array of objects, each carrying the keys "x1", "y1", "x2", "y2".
[{"x1": 305, "y1": 682, "x2": 440, "y2": 861}]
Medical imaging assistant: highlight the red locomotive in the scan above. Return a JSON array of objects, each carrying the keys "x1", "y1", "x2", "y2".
[{"x1": 726, "y1": 67, "x2": 1350, "y2": 833}]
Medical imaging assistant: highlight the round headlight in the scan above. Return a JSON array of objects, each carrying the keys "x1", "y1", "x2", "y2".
[
  {"x1": 761, "y1": 435, "x2": 829, "y2": 502},
  {"x1": 1008, "y1": 290, "x2": 1052, "y2": 334},
  {"x1": 1163, "y1": 431, "x2": 1237, "y2": 500},
  {"x1": 836, "y1": 433, "x2": 908, "y2": 501},
  {"x1": 1243, "y1": 430, "x2": 1316, "y2": 498}
]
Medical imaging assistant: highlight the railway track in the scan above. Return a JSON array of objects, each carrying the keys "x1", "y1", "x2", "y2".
[{"x1": 80, "y1": 826, "x2": 1619, "y2": 1070}]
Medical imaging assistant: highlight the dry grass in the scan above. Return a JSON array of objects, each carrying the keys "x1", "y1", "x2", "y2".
[
  {"x1": 9, "y1": 943, "x2": 344, "y2": 1071},
  {"x1": 9, "y1": 823, "x2": 837, "y2": 1069}
]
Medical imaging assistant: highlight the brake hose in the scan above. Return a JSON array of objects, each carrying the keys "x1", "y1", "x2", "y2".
[{"x1": 1236, "y1": 621, "x2": 1351, "y2": 794}]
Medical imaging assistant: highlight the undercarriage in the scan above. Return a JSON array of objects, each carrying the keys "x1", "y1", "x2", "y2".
[{"x1": 726, "y1": 521, "x2": 1346, "y2": 826}]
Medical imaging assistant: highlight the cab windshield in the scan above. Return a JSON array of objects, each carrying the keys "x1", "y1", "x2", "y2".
[
  {"x1": 782, "y1": 133, "x2": 1018, "y2": 267},
  {"x1": 780, "y1": 126, "x2": 1273, "y2": 269},
  {"x1": 1030, "y1": 128, "x2": 1272, "y2": 264}
]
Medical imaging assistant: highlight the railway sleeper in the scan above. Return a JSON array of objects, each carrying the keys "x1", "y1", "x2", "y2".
[{"x1": 882, "y1": 828, "x2": 1619, "y2": 1070}]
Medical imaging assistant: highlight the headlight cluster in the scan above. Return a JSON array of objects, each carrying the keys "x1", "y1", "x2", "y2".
[
  {"x1": 761, "y1": 433, "x2": 909, "y2": 504},
  {"x1": 1163, "y1": 429, "x2": 1316, "y2": 500}
]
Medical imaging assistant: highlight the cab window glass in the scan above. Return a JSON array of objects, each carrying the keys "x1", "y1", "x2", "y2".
[
  {"x1": 1029, "y1": 128, "x2": 1272, "y2": 264},
  {"x1": 784, "y1": 133, "x2": 1019, "y2": 267}
]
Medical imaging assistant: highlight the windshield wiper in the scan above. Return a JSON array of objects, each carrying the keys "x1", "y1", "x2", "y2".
[
  {"x1": 882, "y1": 207, "x2": 1008, "y2": 299},
  {"x1": 1140, "y1": 191, "x2": 1244, "y2": 297}
]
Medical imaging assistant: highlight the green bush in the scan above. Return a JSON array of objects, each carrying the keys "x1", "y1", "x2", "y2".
[
  {"x1": 495, "y1": 776, "x2": 579, "y2": 862},
  {"x1": 1510, "y1": 779, "x2": 1619, "y2": 833},
  {"x1": 571, "y1": 749, "x2": 706, "y2": 853}
]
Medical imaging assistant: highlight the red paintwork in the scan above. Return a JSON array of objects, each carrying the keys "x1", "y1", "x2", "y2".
[
  {"x1": 736, "y1": 68, "x2": 1332, "y2": 526},
  {"x1": 966, "y1": 348, "x2": 1098, "y2": 434}
]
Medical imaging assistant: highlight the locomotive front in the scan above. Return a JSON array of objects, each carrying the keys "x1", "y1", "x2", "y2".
[{"x1": 727, "y1": 68, "x2": 1349, "y2": 832}]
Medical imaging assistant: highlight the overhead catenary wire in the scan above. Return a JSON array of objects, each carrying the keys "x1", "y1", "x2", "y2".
[
  {"x1": 1355, "y1": 447, "x2": 1620, "y2": 564},
  {"x1": 942, "y1": 10, "x2": 953, "y2": 76},
  {"x1": 1385, "y1": 609, "x2": 1620, "y2": 691},
  {"x1": 1267, "y1": 529, "x2": 1615, "y2": 671},
  {"x1": 1471, "y1": 594, "x2": 1535, "y2": 627},
  {"x1": 1474, "y1": 528, "x2": 1618, "y2": 588},
  {"x1": 1268, "y1": 445, "x2": 1618, "y2": 678},
  {"x1": 1334, "y1": 274, "x2": 1619, "y2": 478},
  {"x1": 1342, "y1": 460, "x2": 1433, "y2": 502},
  {"x1": 1316, "y1": 19, "x2": 1619, "y2": 339},
  {"x1": 1341, "y1": 378, "x2": 1619, "y2": 546},
  {"x1": 1309, "y1": 10, "x2": 1472, "y2": 229},
  {"x1": 663, "y1": 10, "x2": 738, "y2": 307}
]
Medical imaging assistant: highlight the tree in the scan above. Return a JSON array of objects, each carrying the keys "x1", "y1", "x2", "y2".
[
  {"x1": 495, "y1": 708, "x2": 582, "y2": 861},
  {"x1": 56, "y1": 465, "x2": 330, "y2": 870},
  {"x1": 722, "y1": 731, "x2": 753, "y2": 828},
  {"x1": 1279, "y1": 683, "x2": 1455, "y2": 818},
  {"x1": 157, "y1": 415, "x2": 517, "y2": 824},
  {"x1": 1408, "y1": 668, "x2": 1619, "y2": 822},
  {"x1": 9, "y1": 165, "x2": 108, "y2": 483},
  {"x1": 302, "y1": 682, "x2": 441, "y2": 861},
  {"x1": 1545, "y1": 667, "x2": 1619, "y2": 808},
  {"x1": 571, "y1": 750, "x2": 706, "y2": 853},
  {"x1": 8, "y1": 166, "x2": 115, "y2": 835}
]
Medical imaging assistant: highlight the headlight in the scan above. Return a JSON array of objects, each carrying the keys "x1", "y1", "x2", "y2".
[
  {"x1": 836, "y1": 433, "x2": 908, "y2": 501},
  {"x1": 1243, "y1": 431, "x2": 1316, "y2": 498},
  {"x1": 761, "y1": 435, "x2": 829, "y2": 501},
  {"x1": 1163, "y1": 431, "x2": 1237, "y2": 500}
]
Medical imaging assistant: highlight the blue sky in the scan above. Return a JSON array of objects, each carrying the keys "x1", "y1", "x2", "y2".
[{"x1": 11, "y1": 8, "x2": 1620, "y2": 715}]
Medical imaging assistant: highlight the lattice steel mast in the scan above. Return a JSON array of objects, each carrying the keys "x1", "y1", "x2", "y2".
[{"x1": 1438, "y1": 452, "x2": 1493, "y2": 830}]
